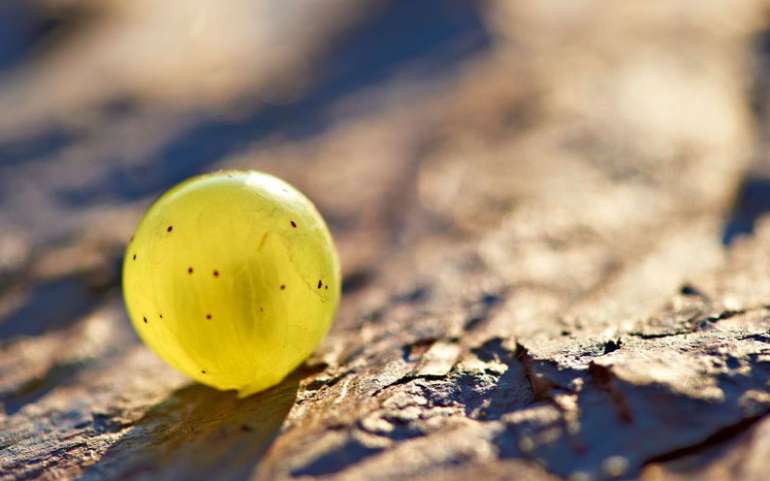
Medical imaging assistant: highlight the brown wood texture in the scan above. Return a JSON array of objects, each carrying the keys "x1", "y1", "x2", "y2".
[{"x1": 2, "y1": 1, "x2": 770, "y2": 480}]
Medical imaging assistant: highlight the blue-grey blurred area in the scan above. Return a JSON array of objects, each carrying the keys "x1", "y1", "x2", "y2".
[{"x1": 0, "y1": 0, "x2": 490, "y2": 252}]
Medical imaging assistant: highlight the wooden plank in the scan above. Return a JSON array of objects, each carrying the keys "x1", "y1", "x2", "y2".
[{"x1": 1, "y1": 1, "x2": 769, "y2": 480}]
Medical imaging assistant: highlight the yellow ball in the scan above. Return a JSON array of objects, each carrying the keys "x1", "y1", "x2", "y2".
[{"x1": 122, "y1": 170, "x2": 340, "y2": 396}]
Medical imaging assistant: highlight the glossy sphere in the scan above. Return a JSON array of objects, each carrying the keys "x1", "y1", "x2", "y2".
[{"x1": 122, "y1": 171, "x2": 340, "y2": 396}]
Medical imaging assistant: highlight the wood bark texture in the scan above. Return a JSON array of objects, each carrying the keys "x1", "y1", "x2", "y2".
[{"x1": 1, "y1": 1, "x2": 770, "y2": 480}]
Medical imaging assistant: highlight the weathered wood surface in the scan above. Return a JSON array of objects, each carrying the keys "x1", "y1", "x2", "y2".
[{"x1": 2, "y1": 1, "x2": 770, "y2": 480}]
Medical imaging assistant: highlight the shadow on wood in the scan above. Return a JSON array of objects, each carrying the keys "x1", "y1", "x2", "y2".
[{"x1": 77, "y1": 371, "x2": 301, "y2": 481}]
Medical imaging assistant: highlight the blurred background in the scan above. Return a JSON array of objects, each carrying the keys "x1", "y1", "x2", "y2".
[
  {"x1": 0, "y1": 0, "x2": 493, "y2": 255},
  {"x1": 0, "y1": 0, "x2": 766, "y2": 268}
]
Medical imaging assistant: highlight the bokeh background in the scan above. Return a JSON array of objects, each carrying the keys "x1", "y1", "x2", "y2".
[
  {"x1": 0, "y1": 0, "x2": 765, "y2": 265},
  {"x1": 4, "y1": 1, "x2": 770, "y2": 480},
  {"x1": 0, "y1": 0, "x2": 492, "y2": 252}
]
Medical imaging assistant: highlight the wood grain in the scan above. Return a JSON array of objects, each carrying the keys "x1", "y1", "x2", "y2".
[{"x1": 1, "y1": 1, "x2": 770, "y2": 480}]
